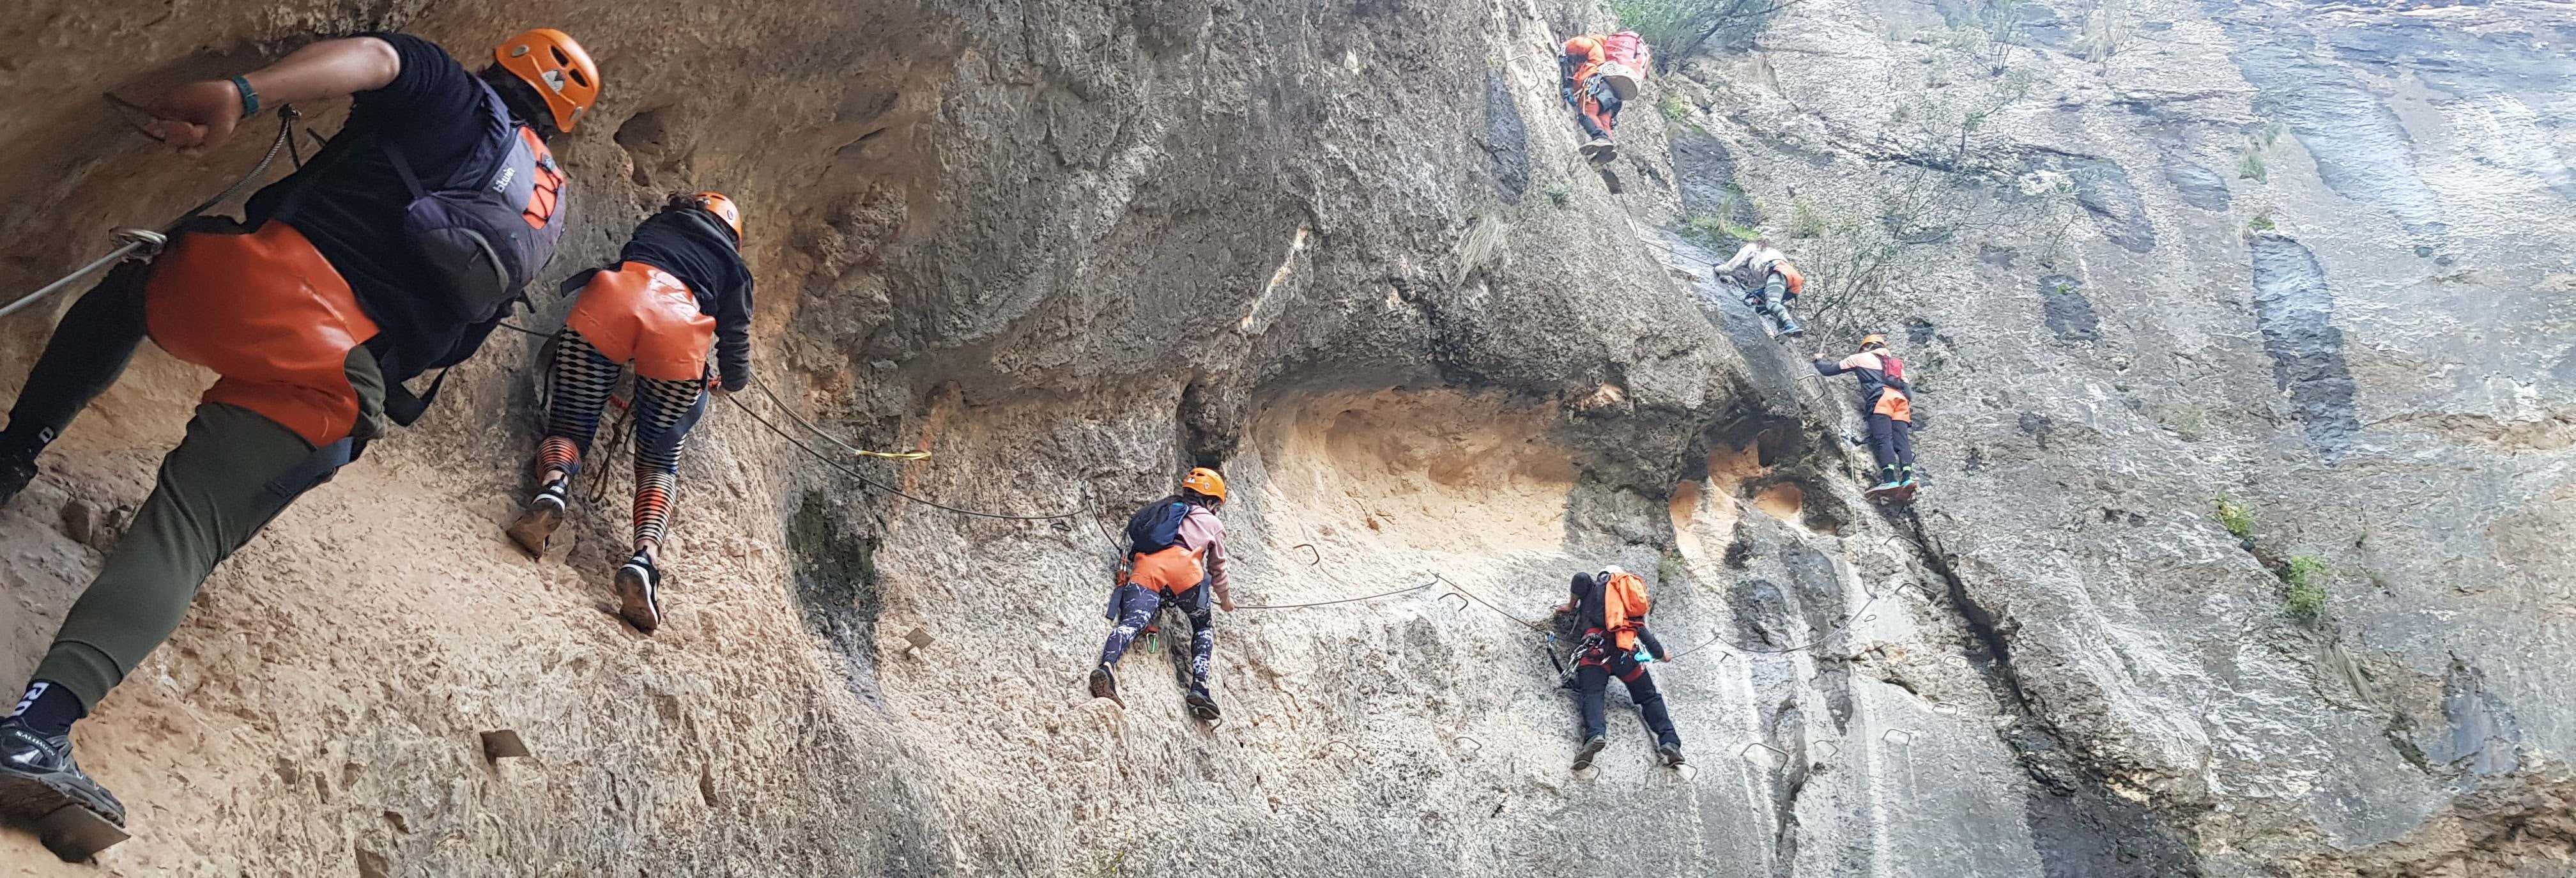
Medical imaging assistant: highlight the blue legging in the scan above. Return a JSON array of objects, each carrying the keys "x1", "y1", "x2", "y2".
[{"x1": 1097, "y1": 583, "x2": 1215, "y2": 688}]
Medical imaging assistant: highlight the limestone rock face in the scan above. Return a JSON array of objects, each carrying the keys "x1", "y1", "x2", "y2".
[{"x1": 0, "y1": 0, "x2": 2564, "y2": 875}]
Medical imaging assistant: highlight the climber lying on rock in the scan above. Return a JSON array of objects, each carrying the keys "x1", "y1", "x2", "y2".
[
  {"x1": 505, "y1": 192, "x2": 755, "y2": 635},
  {"x1": 1553, "y1": 568, "x2": 1684, "y2": 770},
  {"x1": 0, "y1": 27, "x2": 599, "y2": 843},
  {"x1": 1089, "y1": 468, "x2": 1234, "y2": 721},
  {"x1": 1815, "y1": 334, "x2": 1919, "y2": 501},
  {"x1": 1713, "y1": 238, "x2": 1806, "y2": 337}
]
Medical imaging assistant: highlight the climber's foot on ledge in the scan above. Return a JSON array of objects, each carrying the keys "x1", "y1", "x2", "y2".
[
  {"x1": 505, "y1": 482, "x2": 569, "y2": 558},
  {"x1": 614, "y1": 553, "x2": 663, "y2": 635},
  {"x1": 1571, "y1": 735, "x2": 1606, "y2": 771},
  {"x1": 0, "y1": 719, "x2": 128, "y2": 862},
  {"x1": 1185, "y1": 688, "x2": 1220, "y2": 723},
  {"x1": 1088, "y1": 665, "x2": 1119, "y2": 704}
]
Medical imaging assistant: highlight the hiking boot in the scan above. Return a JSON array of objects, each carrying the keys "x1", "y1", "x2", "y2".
[
  {"x1": 1588, "y1": 141, "x2": 1620, "y2": 165},
  {"x1": 504, "y1": 481, "x2": 569, "y2": 558},
  {"x1": 1657, "y1": 743, "x2": 1686, "y2": 767},
  {"x1": 1866, "y1": 481, "x2": 1906, "y2": 500},
  {"x1": 0, "y1": 718, "x2": 124, "y2": 829},
  {"x1": 1775, "y1": 319, "x2": 1805, "y2": 337},
  {"x1": 1572, "y1": 735, "x2": 1607, "y2": 771},
  {"x1": 1087, "y1": 665, "x2": 1118, "y2": 700},
  {"x1": 1579, "y1": 137, "x2": 1612, "y2": 158},
  {"x1": 613, "y1": 552, "x2": 662, "y2": 634},
  {"x1": 0, "y1": 454, "x2": 35, "y2": 509},
  {"x1": 1185, "y1": 686, "x2": 1221, "y2": 722}
]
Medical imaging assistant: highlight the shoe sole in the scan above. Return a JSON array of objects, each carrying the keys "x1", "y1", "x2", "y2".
[
  {"x1": 1659, "y1": 748, "x2": 1687, "y2": 767},
  {"x1": 1186, "y1": 695, "x2": 1220, "y2": 722},
  {"x1": 1088, "y1": 668, "x2": 1117, "y2": 701},
  {"x1": 614, "y1": 565, "x2": 661, "y2": 634},
  {"x1": 505, "y1": 504, "x2": 563, "y2": 558},
  {"x1": 0, "y1": 770, "x2": 124, "y2": 832},
  {"x1": 1572, "y1": 739, "x2": 1607, "y2": 771}
]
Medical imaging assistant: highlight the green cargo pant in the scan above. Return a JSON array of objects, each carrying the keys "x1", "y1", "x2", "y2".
[{"x1": 32, "y1": 348, "x2": 384, "y2": 709}]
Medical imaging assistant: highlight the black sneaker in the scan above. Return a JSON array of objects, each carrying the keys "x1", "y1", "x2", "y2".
[
  {"x1": 1572, "y1": 735, "x2": 1607, "y2": 771},
  {"x1": 1657, "y1": 743, "x2": 1686, "y2": 767},
  {"x1": 1185, "y1": 686, "x2": 1220, "y2": 722},
  {"x1": 0, "y1": 454, "x2": 36, "y2": 509},
  {"x1": 0, "y1": 718, "x2": 124, "y2": 829},
  {"x1": 504, "y1": 481, "x2": 569, "y2": 558},
  {"x1": 1087, "y1": 665, "x2": 1118, "y2": 700},
  {"x1": 613, "y1": 553, "x2": 662, "y2": 634}
]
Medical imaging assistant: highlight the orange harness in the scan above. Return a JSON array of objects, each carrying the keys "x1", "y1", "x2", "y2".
[{"x1": 143, "y1": 222, "x2": 380, "y2": 445}]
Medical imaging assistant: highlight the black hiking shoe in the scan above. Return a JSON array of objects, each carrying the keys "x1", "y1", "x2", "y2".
[
  {"x1": 613, "y1": 552, "x2": 662, "y2": 634},
  {"x1": 504, "y1": 481, "x2": 569, "y2": 558},
  {"x1": 1087, "y1": 665, "x2": 1118, "y2": 701},
  {"x1": 1572, "y1": 735, "x2": 1607, "y2": 771},
  {"x1": 1185, "y1": 686, "x2": 1220, "y2": 722},
  {"x1": 1775, "y1": 319, "x2": 1804, "y2": 337},
  {"x1": 0, "y1": 454, "x2": 36, "y2": 509},
  {"x1": 1657, "y1": 743, "x2": 1686, "y2": 767},
  {"x1": 0, "y1": 718, "x2": 124, "y2": 829}
]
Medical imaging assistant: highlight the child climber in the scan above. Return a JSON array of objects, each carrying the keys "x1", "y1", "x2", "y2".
[{"x1": 506, "y1": 192, "x2": 753, "y2": 633}]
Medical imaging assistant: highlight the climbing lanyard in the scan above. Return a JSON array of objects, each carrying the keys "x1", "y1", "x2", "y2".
[{"x1": 0, "y1": 102, "x2": 302, "y2": 321}]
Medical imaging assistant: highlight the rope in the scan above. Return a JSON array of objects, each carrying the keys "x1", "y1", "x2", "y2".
[
  {"x1": 1232, "y1": 578, "x2": 1438, "y2": 611},
  {"x1": 720, "y1": 390, "x2": 1084, "y2": 521},
  {"x1": 750, "y1": 375, "x2": 930, "y2": 460},
  {"x1": 4, "y1": 104, "x2": 301, "y2": 322}
]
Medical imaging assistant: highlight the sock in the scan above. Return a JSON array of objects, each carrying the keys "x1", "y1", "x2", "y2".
[{"x1": 8, "y1": 681, "x2": 86, "y2": 736}]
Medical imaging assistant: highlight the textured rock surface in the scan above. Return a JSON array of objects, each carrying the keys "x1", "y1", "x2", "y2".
[{"x1": 0, "y1": 0, "x2": 2564, "y2": 876}]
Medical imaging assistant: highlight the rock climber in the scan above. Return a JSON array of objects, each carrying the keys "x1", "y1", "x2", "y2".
[
  {"x1": 1714, "y1": 238, "x2": 1806, "y2": 337},
  {"x1": 504, "y1": 192, "x2": 754, "y2": 635},
  {"x1": 1559, "y1": 33, "x2": 1625, "y2": 163},
  {"x1": 0, "y1": 29, "x2": 598, "y2": 835},
  {"x1": 1553, "y1": 568, "x2": 1683, "y2": 770},
  {"x1": 1814, "y1": 334, "x2": 1918, "y2": 500},
  {"x1": 1089, "y1": 468, "x2": 1235, "y2": 721}
]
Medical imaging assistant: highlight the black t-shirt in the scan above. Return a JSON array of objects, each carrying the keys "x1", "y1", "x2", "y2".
[{"x1": 242, "y1": 33, "x2": 507, "y2": 381}]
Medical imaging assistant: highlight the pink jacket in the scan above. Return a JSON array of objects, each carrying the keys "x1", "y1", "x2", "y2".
[{"x1": 1177, "y1": 505, "x2": 1231, "y2": 603}]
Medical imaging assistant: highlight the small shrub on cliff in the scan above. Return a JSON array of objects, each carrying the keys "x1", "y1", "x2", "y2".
[
  {"x1": 2214, "y1": 496, "x2": 2253, "y2": 542},
  {"x1": 2283, "y1": 554, "x2": 2329, "y2": 624},
  {"x1": 1609, "y1": 0, "x2": 1805, "y2": 67},
  {"x1": 1657, "y1": 551, "x2": 1687, "y2": 584}
]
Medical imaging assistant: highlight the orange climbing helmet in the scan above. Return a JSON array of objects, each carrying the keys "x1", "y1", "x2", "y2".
[
  {"x1": 1860, "y1": 334, "x2": 1887, "y2": 350},
  {"x1": 674, "y1": 191, "x2": 743, "y2": 239},
  {"x1": 1181, "y1": 467, "x2": 1227, "y2": 503},
  {"x1": 494, "y1": 29, "x2": 601, "y2": 134}
]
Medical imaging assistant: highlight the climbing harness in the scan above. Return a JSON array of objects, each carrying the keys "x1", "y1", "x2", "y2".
[{"x1": 1, "y1": 102, "x2": 303, "y2": 321}]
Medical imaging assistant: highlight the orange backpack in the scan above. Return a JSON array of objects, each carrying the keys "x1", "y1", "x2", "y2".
[{"x1": 1600, "y1": 570, "x2": 1651, "y2": 651}]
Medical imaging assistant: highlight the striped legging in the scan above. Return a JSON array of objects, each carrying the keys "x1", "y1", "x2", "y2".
[{"x1": 537, "y1": 328, "x2": 708, "y2": 553}]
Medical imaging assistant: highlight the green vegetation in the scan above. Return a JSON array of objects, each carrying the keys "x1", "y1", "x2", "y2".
[
  {"x1": 2214, "y1": 496, "x2": 2253, "y2": 542},
  {"x1": 1657, "y1": 551, "x2": 1687, "y2": 584},
  {"x1": 1686, "y1": 213, "x2": 1760, "y2": 244},
  {"x1": 2248, "y1": 212, "x2": 2276, "y2": 233},
  {"x1": 1786, "y1": 196, "x2": 1825, "y2": 238},
  {"x1": 2161, "y1": 404, "x2": 2209, "y2": 442},
  {"x1": 1607, "y1": 0, "x2": 1804, "y2": 67},
  {"x1": 2283, "y1": 553, "x2": 2329, "y2": 624},
  {"x1": 2235, "y1": 149, "x2": 2267, "y2": 182},
  {"x1": 1660, "y1": 91, "x2": 1693, "y2": 123},
  {"x1": 1547, "y1": 185, "x2": 1571, "y2": 208}
]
